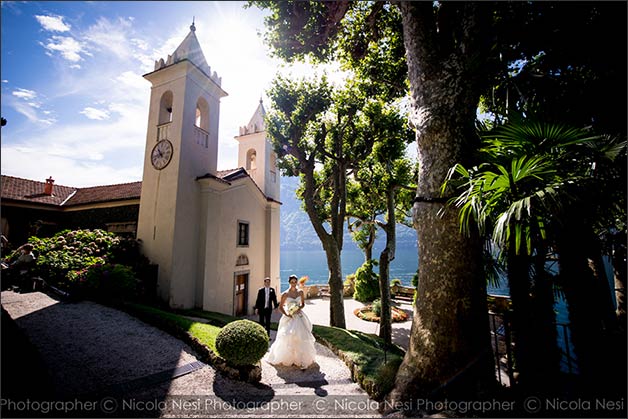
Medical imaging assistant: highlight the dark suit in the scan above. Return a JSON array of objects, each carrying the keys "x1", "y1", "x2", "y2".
[{"x1": 254, "y1": 286, "x2": 278, "y2": 335}]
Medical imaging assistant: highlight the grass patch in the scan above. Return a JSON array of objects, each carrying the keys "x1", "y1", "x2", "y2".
[
  {"x1": 124, "y1": 303, "x2": 221, "y2": 352},
  {"x1": 312, "y1": 325, "x2": 405, "y2": 400},
  {"x1": 178, "y1": 309, "x2": 239, "y2": 327}
]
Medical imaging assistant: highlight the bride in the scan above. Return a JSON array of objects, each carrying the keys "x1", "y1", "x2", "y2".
[{"x1": 266, "y1": 274, "x2": 317, "y2": 369}]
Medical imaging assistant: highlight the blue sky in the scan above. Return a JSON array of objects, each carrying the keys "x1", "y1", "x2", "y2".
[{"x1": 1, "y1": 1, "x2": 342, "y2": 187}]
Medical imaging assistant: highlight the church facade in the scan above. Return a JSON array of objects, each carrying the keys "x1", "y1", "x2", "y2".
[{"x1": 136, "y1": 22, "x2": 281, "y2": 316}]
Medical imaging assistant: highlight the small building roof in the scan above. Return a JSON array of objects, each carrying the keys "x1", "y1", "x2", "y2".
[
  {"x1": 2, "y1": 170, "x2": 280, "y2": 207},
  {"x1": 1, "y1": 175, "x2": 75, "y2": 206},
  {"x1": 0, "y1": 175, "x2": 141, "y2": 207},
  {"x1": 64, "y1": 182, "x2": 142, "y2": 206}
]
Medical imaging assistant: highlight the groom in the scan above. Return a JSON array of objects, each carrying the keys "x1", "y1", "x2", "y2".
[{"x1": 254, "y1": 277, "x2": 278, "y2": 336}]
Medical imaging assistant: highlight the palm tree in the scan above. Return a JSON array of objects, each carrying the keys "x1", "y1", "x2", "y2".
[
  {"x1": 444, "y1": 119, "x2": 625, "y2": 389},
  {"x1": 445, "y1": 153, "x2": 561, "y2": 389}
]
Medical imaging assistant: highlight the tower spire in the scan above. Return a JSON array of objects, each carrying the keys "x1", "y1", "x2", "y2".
[{"x1": 190, "y1": 16, "x2": 196, "y2": 32}]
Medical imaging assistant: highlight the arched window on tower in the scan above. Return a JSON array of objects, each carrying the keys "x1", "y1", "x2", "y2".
[
  {"x1": 157, "y1": 91, "x2": 173, "y2": 141},
  {"x1": 246, "y1": 149, "x2": 257, "y2": 172},
  {"x1": 194, "y1": 97, "x2": 209, "y2": 147}
]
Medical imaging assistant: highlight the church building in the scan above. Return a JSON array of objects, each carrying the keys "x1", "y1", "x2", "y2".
[
  {"x1": 0, "y1": 23, "x2": 279, "y2": 316},
  {"x1": 136, "y1": 22, "x2": 281, "y2": 316}
]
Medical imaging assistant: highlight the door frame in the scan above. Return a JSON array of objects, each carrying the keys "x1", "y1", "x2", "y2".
[{"x1": 233, "y1": 270, "x2": 250, "y2": 317}]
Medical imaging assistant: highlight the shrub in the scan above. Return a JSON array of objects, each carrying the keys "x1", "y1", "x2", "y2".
[
  {"x1": 215, "y1": 320, "x2": 269, "y2": 365},
  {"x1": 390, "y1": 278, "x2": 402, "y2": 287},
  {"x1": 343, "y1": 274, "x2": 356, "y2": 296},
  {"x1": 353, "y1": 260, "x2": 380, "y2": 303},
  {"x1": 29, "y1": 229, "x2": 151, "y2": 298},
  {"x1": 371, "y1": 299, "x2": 382, "y2": 316},
  {"x1": 31, "y1": 229, "x2": 117, "y2": 284},
  {"x1": 69, "y1": 263, "x2": 138, "y2": 300}
]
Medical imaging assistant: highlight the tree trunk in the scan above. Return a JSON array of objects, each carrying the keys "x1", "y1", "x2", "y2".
[
  {"x1": 529, "y1": 244, "x2": 560, "y2": 386},
  {"x1": 323, "y1": 237, "x2": 346, "y2": 328},
  {"x1": 365, "y1": 226, "x2": 375, "y2": 262},
  {"x1": 377, "y1": 186, "x2": 397, "y2": 345},
  {"x1": 301, "y1": 158, "x2": 347, "y2": 329},
  {"x1": 555, "y1": 219, "x2": 605, "y2": 390},
  {"x1": 612, "y1": 230, "x2": 627, "y2": 330},
  {"x1": 378, "y1": 249, "x2": 393, "y2": 345},
  {"x1": 506, "y1": 247, "x2": 532, "y2": 387},
  {"x1": 388, "y1": 2, "x2": 494, "y2": 408},
  {"x1": 585, "y1": 233, "x2": 617, "y2": 332}
]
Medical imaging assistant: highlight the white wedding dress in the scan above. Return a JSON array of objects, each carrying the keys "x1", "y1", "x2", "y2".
[{"x1": 266, "y1": 297, "x2": 317, "y2": 368}]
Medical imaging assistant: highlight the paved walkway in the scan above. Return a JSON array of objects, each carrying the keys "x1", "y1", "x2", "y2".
[{"x1": 1, "y1": 290, "x2": 384, "y2": 418}]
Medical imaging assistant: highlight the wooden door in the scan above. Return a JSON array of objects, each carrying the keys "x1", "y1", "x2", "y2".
[{"x1": 235, "y1": 273, "x2": 248, "y2": 316}]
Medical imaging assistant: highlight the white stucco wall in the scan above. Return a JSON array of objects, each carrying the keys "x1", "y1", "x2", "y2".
[
  {"x1": 198, "y1": 177, "x2": 280, "y2": 316},
  {"x1": 137, "y1": 60, "x2": 226, "y2": 309}
]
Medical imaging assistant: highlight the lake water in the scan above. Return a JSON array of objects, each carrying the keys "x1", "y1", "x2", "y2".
[{"x1": 280, "y1": 247, "x2": 508, "y2": 296}]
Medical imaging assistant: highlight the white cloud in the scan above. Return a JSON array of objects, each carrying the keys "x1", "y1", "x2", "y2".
[
  {"x1": 131, "y1": 38, "x2": 149, "y2": 51},
  {"x1": 9, "y1": 99, "x2": 56, "y2": 125},
  {"x1": 115, "y1": 71, "x2": 148, "y2": 90},
  {"x1": 80, "y1": 107, "x2": 110, "y2": 120},
  {"x1": 40, "y1": 36, "x2": 86, "y2": 62},
  {"x1": 35, "y1": 14, "x2": 71, "y2": 32},
  {"x1": 0, "y1": 147, "x2": 141, "y2": 188},
  {"x1": 2, "y1": 79, "x2": 8, "y2": 83},
  {"x1": 69, "y1": 64, "x2": 81, "y2": 69},
  {"x1": 84, "y1": 17, "x2": 134, "y2": 59},
  {"x1": 1, "y1": 100, "x2": 147, "y2": 187},
  {"x1": 12, "y1": 88, "x2": 37, "y2": 100}
]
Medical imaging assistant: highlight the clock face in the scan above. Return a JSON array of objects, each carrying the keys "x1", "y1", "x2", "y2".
[{"x1": 151, "y1": 140, "x2": 173, "y2": 170}]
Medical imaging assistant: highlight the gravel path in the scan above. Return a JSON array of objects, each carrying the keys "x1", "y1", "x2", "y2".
[{"x1": 1, "y1": 291, "x2": 380, "y2": 418}]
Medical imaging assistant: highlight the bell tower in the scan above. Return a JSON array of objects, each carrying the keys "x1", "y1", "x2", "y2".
[
  {"x1": 137, "y1": 22, "x2": 227, "y2": 308},
  {"x1": 234, "y1": 99, "x2": 280, "y2": 202}
]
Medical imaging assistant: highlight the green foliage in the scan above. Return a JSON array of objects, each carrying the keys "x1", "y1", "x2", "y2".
[
  {"x1": 215, "y1": 320, "x2": 269, "y2": 366},
  {"x1": 371, "y1": 298, "x2": 382, "y2": 316},
  {"x1": 390, "y1": 278, "x2": 402, "y2": 287},
  {"x1": 29, "y1": 229, "x2": 149, "y2": 299},
  {"x1": 247, "y1": 1, "x2": 348, "y2": 62},
  {"x1": 411, "y1": 271, "x2": 418, "y2": 289},
  {"x1": 353, "y1": 260, "x2": 380, "y2": 303},
  {"x1": 68, "y1": 263, "x2": 138, "y2": 300},
  {"x1": 444, "y1": 121, "x2": 624, "y2": 257},
  {"x1": 30, "y1": 229, "x2": 119, "y2": 287}
]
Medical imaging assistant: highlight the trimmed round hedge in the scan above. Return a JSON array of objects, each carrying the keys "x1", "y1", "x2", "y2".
[{"x1": 215, "y1": 320, "x2": 269, "y2": 366}]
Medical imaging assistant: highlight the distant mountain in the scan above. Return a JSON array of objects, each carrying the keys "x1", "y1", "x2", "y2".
[{"x1": 279, "y1": 176, "x2": 418, "y2": 251}]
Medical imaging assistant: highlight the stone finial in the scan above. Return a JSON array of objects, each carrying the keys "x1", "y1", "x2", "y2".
[{"x1": 190, "y1": 16, "x2": 196, "y2": 32}]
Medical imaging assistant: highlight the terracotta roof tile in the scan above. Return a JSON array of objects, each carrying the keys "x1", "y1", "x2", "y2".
[
  {"x1": 64, "y1": 181, "x2": 142, "y2": 206},
  {"x1": 1, "y1": 175, "x2": 75, "y2": 206},
  {"x1": 215, "y1": 168, "x2": 242, "y2": 178},
  {"x1": 1, "y1": 175, "x2": 141, "y2": 207}
]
